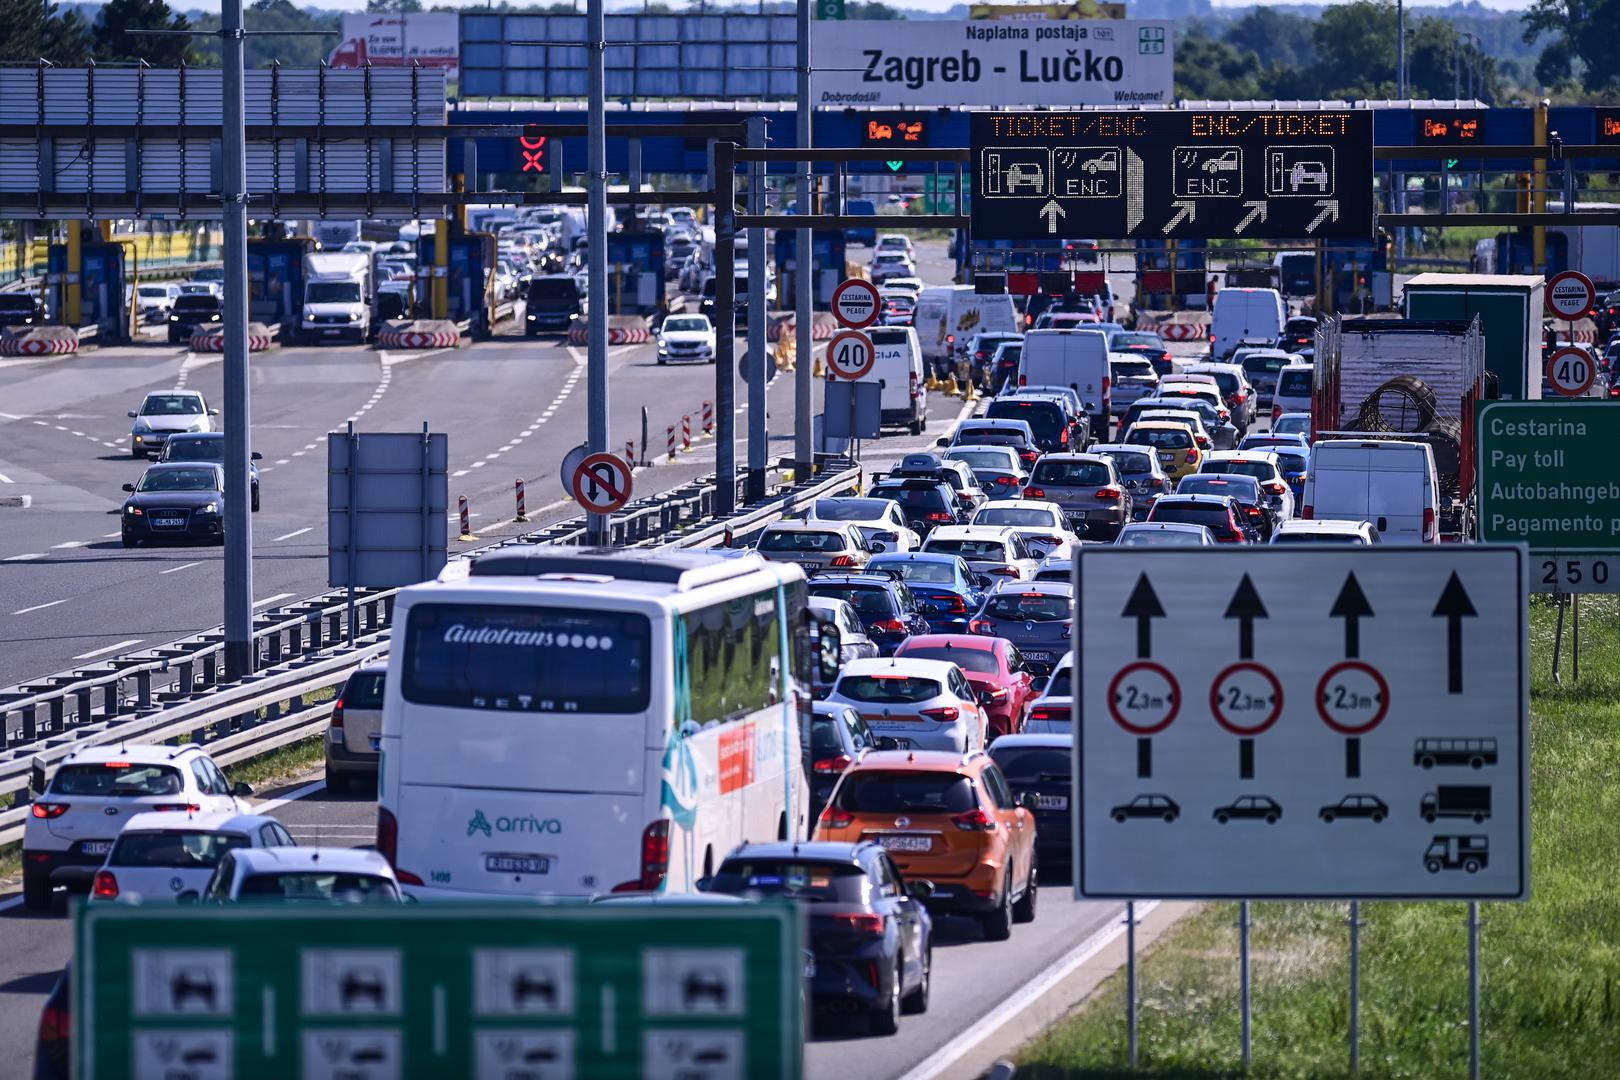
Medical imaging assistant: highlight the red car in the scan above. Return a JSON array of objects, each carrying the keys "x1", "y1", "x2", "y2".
[{"x1": 894, "y1": 634, "x2": 1036, "y2": 741}]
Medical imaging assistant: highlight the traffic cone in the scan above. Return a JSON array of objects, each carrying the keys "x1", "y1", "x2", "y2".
[
  {"x1": 813, "y1": 351, "x2": 825, "y2": 378},
  {"x1": 945, "y1": 374, "x2": 960, "y2": 397},
  {"x1": 965, "y1": 378, "x2": 977, "y2": 402},
  {"x1": 925, "y1": 372, "x2": 940, "y2": 391}
]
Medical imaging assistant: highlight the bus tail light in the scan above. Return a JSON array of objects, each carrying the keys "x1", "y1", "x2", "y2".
[
  {"x1": 375, "y1": 806, "x2": 424, "y2": 886},
  {"x1": 613, "y1": 819, "x2": 671, "y2": 893}
]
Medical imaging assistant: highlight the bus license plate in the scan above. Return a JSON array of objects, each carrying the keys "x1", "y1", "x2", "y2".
[
  {"x1": 486, "y1": 854, "x2": 550, "y2": 875},
  {"x1": 878, "y1": 835, "x2": 931, "y2": 853},
  {"x1": 1036, "y1": 794, "x2": 1069, "y2": 811}
]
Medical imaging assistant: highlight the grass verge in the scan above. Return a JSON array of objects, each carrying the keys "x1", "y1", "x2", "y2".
[{"x1": 1016, "y1": 595, "x2": 1620, "y2": 1079}]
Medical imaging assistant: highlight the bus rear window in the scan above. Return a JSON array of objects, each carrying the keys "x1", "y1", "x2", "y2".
[{"x1": 402, "y1": 604, "x2": 651, "y2": 714}]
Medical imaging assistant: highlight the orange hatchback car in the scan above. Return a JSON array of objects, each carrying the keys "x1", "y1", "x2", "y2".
[{"x1": 815, "y1": 749, "x2": 1039, "y2": 940}]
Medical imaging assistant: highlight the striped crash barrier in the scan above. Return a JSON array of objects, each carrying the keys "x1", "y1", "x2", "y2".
[
  {"x1": 376, "y1": 321, "x2": 460, "y2": 349},
  {"x1": 190, "y1": 323, "x2": 275, "y2": 352},
  {"x1": 566, "y1": 323, "x2": 653, "y2": 346},
  {"x1": 765, "y1": 315, "x2": 837, "y2": 343},
  {"x1": 0, "y1": 327, "x2": 79, "y2": 355},
  {"x1": 1159, "y1": 322, "x2": 1210, "y2": 342}
]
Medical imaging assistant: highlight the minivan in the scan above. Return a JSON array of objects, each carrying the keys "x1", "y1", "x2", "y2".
[
  {"x1": 914, "y1": 285, "x2": 1020, "y2": 380},
  {"x1": 865, "y1": 325, "x2": 928, "y2": 434},
  {"x1": 525, "y1": 274, "x2": 584, "y2": 334},
  {"x1": 1211, "y1": 287, "x2": 1287, "y2": 361},
  {"x1": 1271, "y1": 364, "x2": 1313, "y2": 424},
  {"x1": 1302, "y1": 439, "x2": 1440, "y2": 544},
  {"x1": 1018, "y1": 329, "x2": 1112, "y2": 441}
]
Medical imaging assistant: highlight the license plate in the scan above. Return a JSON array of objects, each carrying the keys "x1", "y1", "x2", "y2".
[
  {"x1": 878, "y1": 835, "x2": 931, "y2": 853},
  {"x1": 1158, "y1": 452, "x2": 1175, "y2": 463},
  {"x1": 153, "y1": 517, "x2": 184, "y2": 527},
  {"x1": 81, "y1": 841, "x2": 113, "y2": 856},
  {"x1": 323, "y1": 328, "x2": 342, "y2": 335},
  {"x1": 1036, "y1": 794, "x2": 1069, "y2": 811},
  {"x1": 486, "y1": 854, "x2": 550, "y2": 874},
  {"x1": 1023, "y1": 650, "x2": 1054, "y2": 662},
  {"x1": 369, "y1": 735, "x2": 381, "y2": 751}
]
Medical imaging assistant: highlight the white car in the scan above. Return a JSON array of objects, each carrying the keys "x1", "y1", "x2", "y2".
[
  {"x1": 91, "y1": 811, "x2": 297, "y2": 904},
  {"x1": 870, "y1": 252, "x2": 917, "y2": 284},
  {"x1": 1271, "y1": 519, "x2": 1382, "y2": 544},
  {"x1": 195, "y1": 846, "x2": 403, "y2": 904},
  {"x1": 969, "y1": 500, "x2": 1082, "y2": 561},
  {"x1": 824, "y1": 657, "x2": 989, "y2": 753},
  {"x1": 22, "y1": 744, "x2": 253, "y2": 910},
  {"x1": 920, "y1": 524, "x2": 1042, "y2": 582},
  {"x1": 134, "y1": 283, "x2": 179, "y2": 321},
  {"x1": 943, "y1": 445, "x2": 1029, "y2": 496},
  {"x1": 1272, "y1": 412, "x2": 1312, "y2": 440},
  {"x1": 1199, "y1": 450, "x2": 1296, "y2": 521},
  {"x1": 875, "y1": 234, "x2": 916, "y2": 259},
  {"x1": 1115, "y1": 521, "x2": 1218, "y2": 546},
  {"x1": 128, "y1": 389, "x2": 217, "y2": 458},
  {"x1": 755, "y1": 520, "x2": 874, "y2": 572},
  {"x1": 656, "y1": 313, "x2": 717, "y2": 364},
  {"x1": 1023, "y1": 652, "x2": 1073, "y2": 734},
  {"x1": 881, "y1": 276, "x2": 925, "y2": 296},
  {"x1": 802, "y1": 496, "x2": 921, "y2": 552}
]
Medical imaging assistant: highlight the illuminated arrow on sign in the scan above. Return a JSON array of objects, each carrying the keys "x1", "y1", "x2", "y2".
[
  {"x1": 1234, "y1": 200, "x2": 1268, "y2": 235},
  {"x1": 1162, "y1": 199, "x2": 1196, "y2": 235},
  {"x1": 1305, "y1": 198, "x2": 1341, "y2": 235},
  {"x1": 1039, "y1": 198, "x2": 1066, "y2": 234}
]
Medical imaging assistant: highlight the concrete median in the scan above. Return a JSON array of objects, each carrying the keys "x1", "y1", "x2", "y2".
[
  {"x1": 566, "y1": 315, "x2": 652, "y2": 346},
  {"x1": 0, "y1": 325, "x2": 78, "y2": 356},
  {"x1": 376, "y1": 320, "x2": 461, "y2": 349},
  {"x1": 189, "y1": 323, "x2": 275, "y2": 352}
]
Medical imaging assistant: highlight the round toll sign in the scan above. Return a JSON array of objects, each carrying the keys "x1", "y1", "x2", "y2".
[
  {"x1": 831, "y1": 278, "x2": 882, "y2": 330},
  {"x1": 1316, "y1": 661, "x2": 1390, "y2": 735},
  {"x1": 571, "y1": 452, "x2": 633, "y2": 515},
  {"x1": 1209, "y1": 662, "x2": 1284, "y2": 736},
  {"x1": 826, "y1": 330, "x2": 876, "y2": 381},
  {"x1": 1107, "y1": 662, "x2": 1181, "y2": 735},
  {"x1": 1546, "y1": 270, "x2": 1596, "y2": 321},
  {"x1": 1545, "y1": 346, "x2": 1598, "y2": 398}
]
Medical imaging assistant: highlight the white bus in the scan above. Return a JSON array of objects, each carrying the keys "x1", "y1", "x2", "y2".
[{"x1": 375, "y1": 549, "x2": 823, "y2": 898}]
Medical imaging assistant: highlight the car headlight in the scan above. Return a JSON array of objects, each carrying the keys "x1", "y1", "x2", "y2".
[
  {"x1": 303, "y1": 308, "x2": 314, "y2": 320},
  {"x1": 201, "y1": 502, "x2": 219, "y2": 515},
  {"x1": 168, "y1": 315, "x2": 179, "y2": 322},
  {"x1": 125, "y1": 505, "x2": 142, "y2": 516},
  {"x1": 349, "y1": 311, "x2": 361, "y2": 322}
]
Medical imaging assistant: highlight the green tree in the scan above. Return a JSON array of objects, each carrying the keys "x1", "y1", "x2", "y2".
[
  {"x1": 1223, "y1": 8, "x2": 1316, "y2": 73},
  {"x1": 92, "y1": 0, "x2": 196, "y2": 66},
  {"x1": 1173, "y1": 30, "x2": 1263, "y2": 101},
  {"x1": 190, "y1": 0, "x2": 342, "y2": 69},
  {"x1": 1309, "y1": 0, "x2": 1397, "y2": 99},
  {"x1": 0, "y1": 0, "x2": 91, "y2": 63},
  {"x1": 369, "y1": 0, "x2": 423, "y2": 11},
  {"x1": 1523, "y1": 0, "x2": 1620, "y2": 92}
]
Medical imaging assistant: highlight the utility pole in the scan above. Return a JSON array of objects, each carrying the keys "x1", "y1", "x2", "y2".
[
  {"x1": 220, "y1": 0, "x2": 254, "y2": 680},
  {"x1": 585, "y1": 0, "x2": 609, "y2": 545},
  {"x1": 1396, "y1": 0, "x2": 1406, "y2": 100},
  {"x1": 795, "y1": 0, "x2": 813, "y2": 480}
]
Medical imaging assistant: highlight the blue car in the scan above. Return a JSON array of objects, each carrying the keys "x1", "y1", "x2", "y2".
[
  {"x1": 806, "y1": 573, "x2": 932, "y2": 655},
  {"x1": 1269, "y1": 446, "x2": 1309, "y2": 502},
  {"x1": 866, "y1": 552, "x2": 987, "y2": 634}
]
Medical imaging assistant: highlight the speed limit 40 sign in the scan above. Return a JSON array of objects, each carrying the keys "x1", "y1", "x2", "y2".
[
  {"x1": 1545, "y1": 345, "x2": 1597, "y2": 397},
  {"x1": 826, "y1": 330, "x2": 876, "y2": 380}
]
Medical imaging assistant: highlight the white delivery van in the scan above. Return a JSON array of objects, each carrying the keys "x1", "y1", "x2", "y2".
[
  {"x1": 1017, "y1": 328, "x2": 1112, "y2": 440},
  {"x1": 914, "y1": 285, "x2": 1019, "y2": 378},
  {"x1": 1271, "y1": 363, "x2": 1313, "y2": 424},
  {"x1": 1211, "y1": 287, "x2": 1287, "y2": 361},
  {"x1": 1302, "y1": 439, "x2": 1440, "y2": 544},
  {"x1": 865, "y1": 325, "x2": 928, "y2": 434}
]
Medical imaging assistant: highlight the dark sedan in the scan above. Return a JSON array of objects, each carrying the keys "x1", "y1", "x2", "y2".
[
  {"x1": 806, "y1": 573, "x2": 931, "y2": 655},
  {"x1": 168, "y1": 294, "x2": 222, "y2": 343},
  {"x1": 0, "y1": 291, "x2": 42, "y2": 329},
  {"x1": 968, "y1": 580, "x2": 1073, "y2": 674},
  {"x1": 866, "y1": 553, "x2": 986, "y2": 634},
  {"x1": 157, "y1": 432, "x2": 263, "y2": 512},
  {"x1": 990, "y1": 733, "x2": 1073, "y2": 874},
  {"x1": 120, "y1": 463, "x2": 226, "y2": 547}
]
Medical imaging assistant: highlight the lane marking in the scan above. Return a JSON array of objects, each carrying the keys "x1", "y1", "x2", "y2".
[
  {"x1": 73, "y1": 638, "x2": 143, "y2": 660},
  {"x1": 252, "y1": 592, "x2": 296, "y2": 608},
  {"x1": 102, "y1": 532, "x2": 121, "y2": 539},
  {"x1": 3, "y1": 552, "x2": 44, "y2": 561},
  {"x1": 0, "y1": 471, "x2": 11, "y2": 483},
  {"x1": 272, "y1": 527, "x2": 312, "y2": 542},
  {"x1": 160, "y1": 561, "x2": 202, "y2": 575},
  {"x1": 51, "y1": 540, "x2": 89, "y2": 549},
  {"x1": 12, "y1": 598, "x2": 68, "y2": 615},
  {"x1": 0, "y1": 411, "x2": 20, "y2": 419}
]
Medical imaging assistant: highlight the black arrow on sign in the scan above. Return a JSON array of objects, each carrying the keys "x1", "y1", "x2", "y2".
[
  {"x1": 1329, "y1": 573, "x2": 1374, "y2": 659},
  {"x1": 1224, "y1": 574, "x2": 1268, "y2": 660},
  {"x1": 1121, "y1": 574, "x2": 1165, "y2": 659},
  {"x1": 1433, "y1": 572, "x2": 1477, "y2": 694}
]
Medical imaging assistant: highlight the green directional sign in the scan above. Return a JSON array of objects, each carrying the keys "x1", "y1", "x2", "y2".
[
  {"x1": 75, "y1": 903, "x2": 802, "y2": 1080},
  {"x1": 1477, "y1": 400, "x2": 1620, "y2": 593}
]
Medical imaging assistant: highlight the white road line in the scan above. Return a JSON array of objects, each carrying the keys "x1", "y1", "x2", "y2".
[
  {"x1": 0, "y1": 411, "x2": 20, "y2": 419},
  {"x1": 160, "y1": 561, "x2": 202, "y2": 575},
  {"x1": 252, "y1": 592, "x2": 296, "y2": 608},
  {"x1": 102, "y1": 532, "x2": 121, "y2": 538},
  {"x1": 275, "y1": 458, "x2": 290, "y2": 465},
  {"x1": 51, "y1": 540, "x2": 89, "y2": 549},
  {"x1": 894, "y1": 901, "x2": 1162, "y2": 1080},
  {"x1": 3, "y1": 552, "x2": 44, "y2": 561},
  {"x1": 32, "y1": 419, "x2": 46, "y2": 425},
  {"x1": 73, "y1": 638, "x2": 143, "y2": 660},
  {"x1": 0, "y1": 471, "x2": 10, "y2": 483},
  {"x1": 452, "y1": 469, "x2": 469, "y2": 477},
  {"x1": 272, "y1": 527, "x2": 312, "y2": 542},
  {"x1": 12, "y1": 598, "x2": 67, "y2": 615}
]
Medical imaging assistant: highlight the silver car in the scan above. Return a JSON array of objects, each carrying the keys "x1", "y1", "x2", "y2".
[
  {"x1": 128, "y1": 390, "x2": 217, "y2": 458},
  {"x1": 755, "y1": 521, "x2": 873, "y2": 573}
]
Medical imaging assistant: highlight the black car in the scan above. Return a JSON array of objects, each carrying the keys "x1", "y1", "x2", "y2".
[
  {"x1": 0, "y1": 291, "x2": 42, "y2": 329},
  {"x1": 989, "y1": 734, "x2": 1073, "y2": 875},
  {"x1": 157, "y1": 432, "x2": 262, "y2": 512},
  {"x1": 985, "y1": 395, "x2": 1087, "y2": 454},
  {"x1": 120, "y1": 463, "x2": 227, "y2": 547},
  {"x1": 1214, "y1": 795, "x2": 1283, "y2": 824},
  {"x1": 1146, "y1": 494, "x2": 1247, "y2": 544},
  {"x1": 808, "y1": 703, "x2": 895, "y2": 823},
  {"x1": 525, "y1": 274, "x2": 583, "y2": 335},
  {"x1": 1276, "y1": 315, "x2": 1317, "y2": 354},
  {"x1": 806, "y1": 573, "x2": 931, "y2": 655},
  {"x1": 703, "y1": 841, "x2": 933, "y2": 1034},
  {"x1": 865, "y1": 479, "x2": 962, "y2": 540},
  {"x1": 168, "y1": 294, "x2": 223, "y2": 343},
  {"x1": 1175, "y1": 474, "x2": 1268, "y2": 541},
  {"x1": 969, "y1": 580, "x2": 1073, "y2": 674},
  {"x1": 33, "y1": 964, "x2": 68, "y2": 1080}
]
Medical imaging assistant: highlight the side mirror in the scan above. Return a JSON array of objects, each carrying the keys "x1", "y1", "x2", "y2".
[
  {"x1": 233, "y1": 782, "x2": 254, "y2": 798},
  {"x1": 695, "y1": 876, "x2": 714, "y2": 893},
  {"x1": 176, "y1": 890, "x2": 200, "y2": 905},
  {"x1": 122, "y1": 483, "x2": 135, "y2": 492},
  {"x1": 976, "y1": 689, "x2": 996, "y2": 708},
  {"x1": 127, "y1": 411, "x2": 138, "y2": 418},
  {"x1": 250, "y1": 451, "x2": 263, "y2": 461},
  {"x1": 817, "y1": 624, "x2": 842, "y2": 684},
  {"x1": 868, "y1": 542, "x2": 886, "y2": 554},
  {"x1": 1019, "y1": 791, "x2": 1040, "y2": 812},
  {"x1": 935, "y1": 437, "x2": 950, "y2": 448},
  {"x1": 907, "y1": 879, "x2": 935, "y2": 900},
  {"x1": 876, "y1": 736, "x2": 901, "y2": 751},
  {"x1": 209, "y1": 408, "x2": 220, "y2": 416}
]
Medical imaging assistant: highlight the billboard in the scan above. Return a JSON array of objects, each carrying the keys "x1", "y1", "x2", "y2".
[
  {"x1": 810, "y1": 19, "x2": 1173, "y2": 108},
  {"x1": 331, "y1": 14, "x2": 459, "y2": 74}
]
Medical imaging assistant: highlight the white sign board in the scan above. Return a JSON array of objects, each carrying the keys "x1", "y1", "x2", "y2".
[
  {"x1": 334, "y1": 13, "x2": 460, "y2": 73},
  {"x1": 810, "y1": 20, "x2": 1173, "y2": 108},
  {"x1": 1075, "y1": 546, "x2": 1529, "y2": 901}
]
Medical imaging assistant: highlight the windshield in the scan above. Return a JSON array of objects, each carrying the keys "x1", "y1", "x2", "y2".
[
  {"x1": 1153, "y1": 503, "x2": 1233, "y2": 529},
  {"x1": 1179, "y1": 476, "x2": 1260, "y2": 503},
  {"x1": 808, "y1": 585, "x2": 897, "y2": 619},
  {"x1": 1110, "y1": 333, "x2": 1162, "y2": 350},
  {"x1": 947, "y1": 449, "x2": 1016, "y2": 472},
  {"x1": 112, "y1": 831, "x2": 249, "y2": 869},
  {"x1": 173, "y1": 298, "x2": 219, "y2": 312},
  {"x1": 1204, "y1": 459, "x2": 1278, "y2": 482},
  {"x1": 136, "y1": 288, "x2": 168, "y2": 299},
  {"x1": 342, "y1": 671, "x2": 386, "y2": 708},
  {"x1": 987, "y1": 401, "x2": 1063, "y2": 442},
  {"x1": 1243, "y1": 354, "x2": 1291, "y2": 375},
  {"x1": 237, "y1": 872, "x2": 399, "y2": 903},
  {"x1": 1273, "y1": 532, "x2": 1365, "y2": 545},
  {"x1": 1276, "y1": 370, "x2": 1313, "y2": 396},
  {"x1": 529, "y1": 279, "x2": 579, "y2": 301},
  {"x1": 868, "y1": 485, "x2": 949, "y2": 511},
  {"x1": 1100, "y1": 451, "x2": 1155, "y2": 476},
  {"x1": 869, "y1": 559, "x2": 955, "y2": 585},
  {"x1": 1119, "y1": 527, "x2": 1207, "y2": 546},
  {"x1": 1031, "y1": 460, "x2": 1111, "y2": 486},
  {"x1": 137, "y1": 468, "x2": 220, "y2": 493},
  {"x1": 1273, "y1": 415, "x2": 1311, "y2": 436},
  {"x1": 663, "y1": 317, "x2": 709, "y2": 333},
  {"x1": 835, "y1": 771, "x2": 976, "y2": 814},
  {"x1": 983, "y1": 592, "x2": 1070, "y2": 622},
  {"x1": 812, "y1": 499, "x2": 888, "y2": 523},
  {"x1": 758, "y1": 529, "x2": 847, "y2": 552},
  {"x1": 402, "y1": 603, "x2": 650, "y2": 714},
  {"x1": 307, "y1": 282, "x2": 361, "y2": 304},
  {"x1": 990, "y1": 746, "x2": 1070, "y2": 783},
  {"x1": 1111, "y1": 359, "x2": 1156, "y2": 378},
  {"x1": 899, "y1": 646, "x2": 999, "y2": 674},
  {"x1": 976, "y1": 508, "x2": 1056, "y2": 527},
  {"x1": 1272, "y1": 449, "x2": 1308, "y2": 471},
  {"x1": 163, "y1": 439, "x2": 224, "y2": 463},
  {"x1": 1128, "y1": 428, "x2": 1192, "y2": 450},
  {"x1": 141, "y1": 394, "x2": 203, "y2": 416},
  {"x1": 835, "y1": 675, "x2": 941, "y2": 704},
  {"x1": 924, "y1": 538, "x2": 1009, "y2": 560},
  {"x1": 51, "y1": 763, "x2": 183, "y2": 797},
  {"x1": 709, "y1": 860, "x2": 866, "y2": 902}
]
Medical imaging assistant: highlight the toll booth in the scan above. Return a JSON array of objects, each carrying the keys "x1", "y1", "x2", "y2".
[
  {"x1": 46, "y1": 241, "x2": 128, "y2": 343},
  {"x1": 774, "y1": 229, "x2": 846, "y2": 311},
  {"x1": 247, "y1": 238, "x2": 315, "y2": 336},
  {"x1": 605, "y1": 231, "x2": 665, "y2": 316},
  {"x1": 419, "y1": 231, "x2": 497, "y2": 337}
]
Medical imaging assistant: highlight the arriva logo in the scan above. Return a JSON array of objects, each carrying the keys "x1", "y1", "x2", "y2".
[{"x1": 467, "y1": 809, "x2": 563, "y2": 837}]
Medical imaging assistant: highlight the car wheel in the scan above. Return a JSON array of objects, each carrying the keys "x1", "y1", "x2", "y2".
[
  {"x1": 1216, "y1": 812, "x2": 1230, "y2": 824},
  {"x1": 656, "y1": 357, "x2": 665, "y2": 365},
  {"x1": 909, "y1": 416, "x2": 922, "y2": 436},
  {"x1": 1372, "y1": 812, "x2": 1385, "y2": 823},
  {"x1": 1464, "y1": 858, "x2": 1481, "y2": 873},
  {"x1": 1426, "y1": 858, "x2": 1442, "y2": 873},
  {"x1": 1424, "y1": 813, "x2": 1437, "y2": 824},
  {"x1": 121, "y1": 535, "x2": 137, "y2": 549},
  {"x1": 870, "y1": 956, "x2": 902, "y2": 1035},
  {"x1": 1321, "y1": 812, "x2": 1335, "y2": 823},
  {"x1": 1265, "y1": 813, "x2": 1278, "y2": 824},
  {"x1": 1113, "y1": 811, "x2": 1127, "y2": 823},
  {"x1": 131, "y1": 446, "x2": 144, "y2": 458},
  {"x1": 901, "y1": 946, "x2": 931, "y2": 1015},
  {"x1": 1013, "y1": 864, "x2": 1038, "y2": 924},
  {"x1": 981, "y1": 871, "x2": 1013, "y2": 942},
  {"x1": 22, "y1": 865, "x2": 53, "y2": 912}
]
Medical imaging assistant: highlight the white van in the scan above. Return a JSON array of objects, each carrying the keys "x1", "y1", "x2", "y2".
[
  {"x1": 1017, "y1": 328, "x2": 1112, "y2": 440},
  {"x1": 865, "y1": 324, "x2": 927, "y2": 434},
  {"x1": 914, "y1": 285, "x2": 1019, "y2": 377},
  {"x1": 1211, "y1": 287, "x2": 1287, "y2": 361},
  {"x1": 1302, "y1": 439, "x2": 1439, "y2": 544},
  {"x1": 1271, "y1": 363, "x2": 1313, "y2": 424}
]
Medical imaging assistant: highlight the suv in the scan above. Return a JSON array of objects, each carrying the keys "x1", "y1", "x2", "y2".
[
  {"x1": 887, "y1": 454, "x2": 987, "y2": 516},
  {"x1": 1180, "y1": 363, "x2": 1257, "y2": 432},
  {"x1": 1147, "y1": 493, "x2": 1247, "y2": 543},
  {"x1": 939, "y1": 419, "x2": 1042, "y2": 472},
  {"x1": 806, "y1": 572, "x2": 931, "y2": 654},
  {"x1": 1089, "y1": 444, "x2": 1171, "y2": 520},
  {"x1": 23, "y1": 744, "x2": 253, "y2": 910},
  {"x1": 756, "y1": 521, "x2": 873, "y2": 573},
  {"x1": 167, "y1": 293, "x2": 223, "y2": 342},
  {"x1": 985, "y1": 394, "x2": 1085, "y2": 454},
  {"x1": 1023, "y1": 453, "x2": 1129, "y2": 539},
  {"x1": 326, "y1": 663, "x2": 386, "y2": 793},
  {"x1": 865, "y1": 478, "x2": 962, "y2": 540},
  {"x1": 815, "y1": 750, "x2": 1040, "y2": 941}
]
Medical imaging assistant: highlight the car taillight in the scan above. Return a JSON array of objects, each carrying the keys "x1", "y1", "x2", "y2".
[
  {"x1": 37, "y1": 1004, "x2": 69, "y2": 1044},
  {"x1": 152, "y1": 803, "x2": 201, "y2": 813},
  {"x1": 1423, "y1": 507, "x2": 1437, "y2": 541},
  {"x1": 1272, "y1": 405, "x2": 1283, "y2": 422},
  {"x1": 969, "y1": 618, "x2": 995, "y2": 635},
  {"x1": 910, "y1": 371, "x2": 920, "y2": 399},
  {"x1": 1024, "y1": 486, "x2": 1045, "y2": 498},
  {"x1": 1247, "y1": 506, "x2": 1263, "y2": 517},
  {"x1": 951, "y1": 808, "x2": 997, "y2": 832},
  {"x1": 1059, "y1": 425, "x2": 1069, "y2": 446},
  {"x1": 1264, "y1": 481, "x2": 1287, "y2": 495},
  {"x1": 1232, "y1": 392, "x2": 1247, "y2": 404},
  {"x1": 818, "y1": 805, "x2": 855, "y2": 831},
  {"x1": 956, "y1": 492, "x2": 975, "y2": 505},
  {"x1": 934, "y1": 595, "x2": 967, "y2": 614},
  {"x1": 986, "y1": 566, "x2": 1020, "y2": 578},
  {"x1": 93, "y1": 870, "x2": 119, "y2": 900},
  {"x1": 1019, "y1": 374, "x2": 1028, "y2": 385},
  {"x1": 926, "y1": 511, "x2": 954, "y2": 522},
  {"x1": 946, "y1": 334, "x2": 954, "y2": 347},
  {"x1": 1302, "y1": 505, "x2": 1314, "y2": 519},
  {"x1": 613, "y1": 818, "x2": 672, "y2": 893},
  {"x1": 828, "y1": 912, "x2": 886, "y2": 935},
  {"x1": 1019, "y1": 450, "x2": 1039, "y2": 466},
  {"x1": 1029, "y1": 706, "x2": 1064, "y2": 725},
  {"x1": 813, "y1": 753, "x2": 853, "y2": 774},
  {"x1": 1095, "y1": 487, "x2": 1122, "y2": 500},
  {"x1": 31, "y1": 802, "x2": 69, "y2": 819},
  {"x1": 331, "y1": 697, "x2": 345, "y2": 730},
  {"x1": 375, "y1": 806, "x2": 423, "y2": 886},
  {"x1": 994, "y1": 476, "x2": 1016, "y2": 486},
  {"x1": 870, "y1": 618, "x2": 908, "y2": 633},
  {"x1": 920, "y1": 706, "x2": 960, "y2": 723},
  {"x1": 827, "y1": 554, "x2": 858, "y2": 568}
]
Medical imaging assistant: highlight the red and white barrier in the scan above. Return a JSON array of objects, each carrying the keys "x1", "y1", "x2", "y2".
[
  {"x1": 766, "y1": 314, "x2": 837, "y2": 342},
  {"x1": 514, "y1": 478, "x2": 529, "y2": 523},
  {"x1": 0, "y1": 327, "x2": 78, "y2": 356},
  {"x1": 566, "y1": 324, "x2": 653, "y2": 346},
  {"x1": 701, "y1": 399, "x2": 714, "y2": 436},
  {"x1": 682, "y1": 415, "x2": 692, "y2": 453},
  {"x1": 377, "y1": 320, "x2": 459, "y2": 349},
  {"x1": 189, "y1": 323, "x2": 275, "y2": 353},
  {"x1": 666, "y1": 425, "x2": 677, "y2": 462},
  {"x1": 625, "y1": 440, "x2": 637, "y2": 468},
  {"x1": 457, "y1": 495, "x2": 476, "y2": 541},
  {"x1": 1159, "y1": 322, "x2": 1209, "y2": 342}
]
